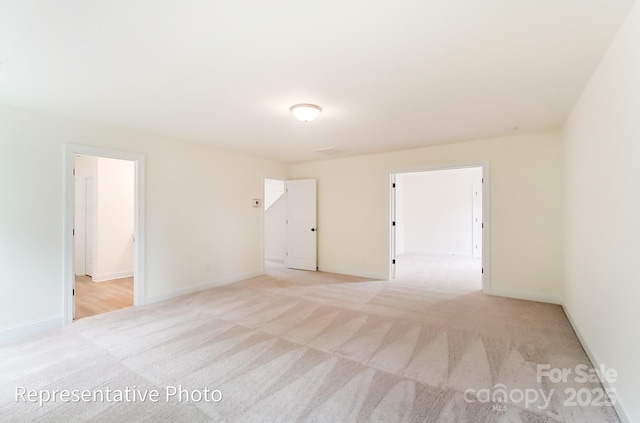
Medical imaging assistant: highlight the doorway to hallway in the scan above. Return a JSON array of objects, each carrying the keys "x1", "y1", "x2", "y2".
[
  {"x1": 64, "y1": 144, "x2": 146, "y2": 325},
  {"x1": 390, "y1": 166, "x2": 485, "y2": 293},
  {"x1": 73, "y1": 154, "x2": 135, "y2": 319}
]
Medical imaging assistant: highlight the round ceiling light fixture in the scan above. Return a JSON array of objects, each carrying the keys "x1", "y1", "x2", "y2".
[{"x1": 290, "y1": 103, "x2": 321, "y2": 122}]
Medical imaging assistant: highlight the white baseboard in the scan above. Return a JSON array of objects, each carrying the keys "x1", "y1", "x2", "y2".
[
  {"x1": 562, "y1": 305, "x2": 631, "y2": 423},
  {"x1": 92, "y1": 270, "x2": 134, "y2": 282},
  {"x1": 400, "y1": 251, "x2": 474, "y2": 257},
  {"x1": 485, "y1": 287, "x2": 562, "y2": 305},
  {"x1": 265, "y1": 256, "x2": 284, "y2": 263},
  {"x1": 318, "y1": 266, "x2": 384, "y2": 280},
  {"x1": 0, "y1": 315, "x2": 63, "y2": 342},
  {"x1": 145, "y1": 271, "x2": 263, "y2": 305}
]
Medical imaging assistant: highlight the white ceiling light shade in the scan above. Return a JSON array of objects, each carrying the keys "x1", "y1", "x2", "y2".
[{"x1": 290, "y1": 104, "x2": 321, "y2": 122}]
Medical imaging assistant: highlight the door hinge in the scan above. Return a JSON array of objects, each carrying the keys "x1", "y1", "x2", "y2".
[
  {"x1": 73, "y1": 168, "x2": 76, "y2": 176},
  {"x1": 73, "y1": 289, "x2": 75, "y2": 296},
  {"x1": 392, "y1": 259, "x2": 396, "y2": 264},
  {"x1": 482, "y1": 178, "x2": 484, "y2": 183},
  {"x1": 482, "y1": 268, "x2": 484, "y2": 274},
  {"x1": 392, "y1": 183, "x2": 396, "y2": 188},
  {"x1": 482, "y1": 223, "x2": 484, "y2": 229},
  {"x1": 392, "y1": 221, "x2": 396, "y2": 226},
  {"x1": 73, "y1": 229, "x2": 75, "y2": 236}
]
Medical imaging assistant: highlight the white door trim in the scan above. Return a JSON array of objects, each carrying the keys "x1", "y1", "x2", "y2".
[
  {"x1": 472, "y1": 181, "x2": 483, "y2": 259},
  {"x1": 388, "y1": 161, "x2": 491, "y2": 294},
  {"x1": 63, "y1": 144, "x2": 146, "y2": 324},
  {"x1": 73, "y1": 175, "x2": 87, "y2": 276}
]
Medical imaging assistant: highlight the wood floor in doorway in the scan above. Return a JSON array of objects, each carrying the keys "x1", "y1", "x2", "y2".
[{"x1": 74, "y1": 275, "x2": 133, "y2": 320}]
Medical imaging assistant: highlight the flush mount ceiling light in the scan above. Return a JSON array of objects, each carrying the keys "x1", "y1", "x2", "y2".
[{"x1": 290, "y1": 104, "x2": 321, "y2": 122}]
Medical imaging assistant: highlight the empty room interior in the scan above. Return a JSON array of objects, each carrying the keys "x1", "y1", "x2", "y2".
[{"x1": 0, "y1": 1, "x2": 639, "y2": 422}]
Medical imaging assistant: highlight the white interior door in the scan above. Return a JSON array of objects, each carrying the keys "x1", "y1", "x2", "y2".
[
  {"x1": 472, "y1": 181, "x2": 483, "y2": 259},
  {"x1": 85, "y1": 177, "x2": 95, "y2": 277},
  {"x1": 285, "y1": 179, "x2": 317, "y2": 271}
]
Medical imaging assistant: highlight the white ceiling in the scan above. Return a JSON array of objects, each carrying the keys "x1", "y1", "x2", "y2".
[{"x1": 0, "y1": 0, "x2": 635, "y2": 163}]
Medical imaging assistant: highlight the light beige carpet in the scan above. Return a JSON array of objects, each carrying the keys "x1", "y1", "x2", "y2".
[{"x1": 0, "y1": 259, "x2": 620, "y2": 422}]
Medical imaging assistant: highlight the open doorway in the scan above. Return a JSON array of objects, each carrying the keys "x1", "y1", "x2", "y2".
[
  {"x1": 73, "y1": 155, "x2": 134, "y2": 319},
  {"x1": 263, "y1": 177, "x2": 318, "y2": 273},
  {"x1": 390, "y1": 166, "x2": 486, "y2": 293},
  {"x1": 264, "y1": 178, "x2": 286, "y2": 272},
  {"x1": 64, "y1": 145, "x2": 146, "y2": 325}
]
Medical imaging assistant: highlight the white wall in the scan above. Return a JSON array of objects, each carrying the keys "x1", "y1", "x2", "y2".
[
  {"x1": 290, "y1": 130, "x2": 564, "y2": 301},
  {"x1": 563, "y1": 2, "x2": 640, "y2": 421},
  {"x1": 0, "y1": 103, "x2": 287, "y2": 339},
  {"x1": 264, "y1": 196, "x2": 286, "y2": 262},
  {"x1": 397, "y1": 168, "x2": 482, "y2": 256},
  {"x1": 264, "y1": 179, "x2": 285, "y2": 211},
  {"x1": 264, "y1": 178, "x2": 286, "y2": 262},
  {"x1": 94, "y1": 157, "x2": 134, "y2": 282}
]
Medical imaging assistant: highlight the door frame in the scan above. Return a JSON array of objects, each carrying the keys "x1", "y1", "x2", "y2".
[
  {"x1": 73, "y1": 175, "x2": 95, "y2": 276},
  {"x1": 388, "y1": 161, "x2": 491, "y2": 294},
  {"x1": 472, "y1": 181, "x2": 483, "y2": 259},
  {"x1": 63, "y1": 144, "x2": 146, "y2": 324}
]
